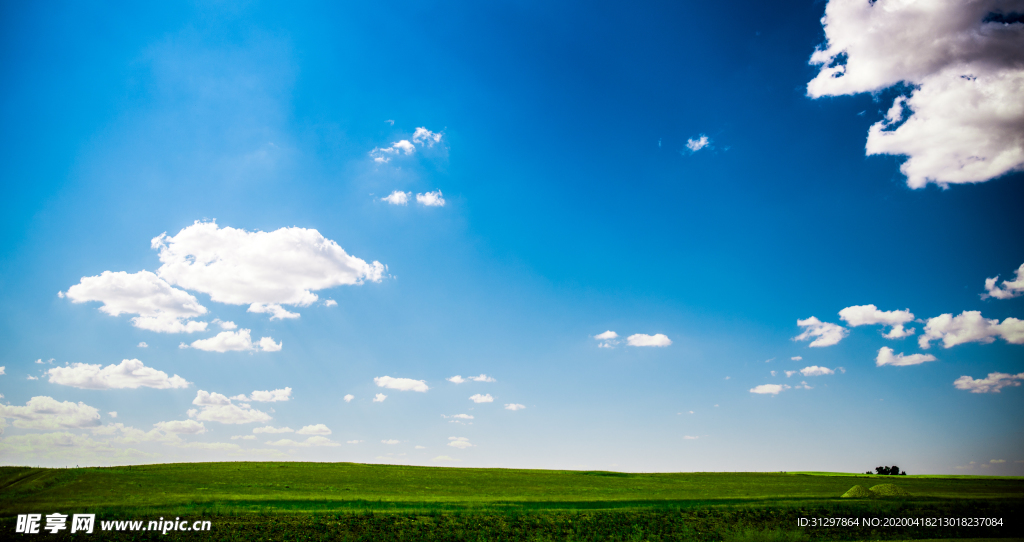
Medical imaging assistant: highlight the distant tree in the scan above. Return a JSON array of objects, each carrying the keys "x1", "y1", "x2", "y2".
[
  {"x1": 900, "y1": 470, "x2": 906, "y2": 475},
  {"x1": 873, "y1": 466, "x2": 905, "y2": 475},
  {"x1": 866, "y1": 471, "x2": 873, "y2": 475},
  {"x1": 875, "y1": 466, "x2": 889, "y2": 475}
]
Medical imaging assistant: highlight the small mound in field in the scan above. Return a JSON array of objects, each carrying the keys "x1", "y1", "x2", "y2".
[
  {"x1": 869, "y1": 483, "x2": 910, "y2": 497},
  {"x1": 841, "y1": 485, "x2": 873, "y2": 498}
]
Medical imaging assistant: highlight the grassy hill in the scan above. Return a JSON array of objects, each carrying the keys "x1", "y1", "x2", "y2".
[{"x1": 2, "y1": 463, "x2": 1021, "y2": 540}]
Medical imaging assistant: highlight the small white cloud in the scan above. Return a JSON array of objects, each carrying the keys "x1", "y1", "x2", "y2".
[
  {"x1": 468, "y1": 374, "x2": 496, "y2": 382},
  {"x1": 248, "y1": 303, "x2": 300, "y2": 320},
  {"x1": 46, "y1": 359, "x2": 190, "y2": 390},
  {"x1": 188, "y1": 329, "x2": 256, "y2": 352},
  {"x1": 0, "y1": 366, "x2": 5, "y2": 375},
  {"x1": 875, "y1": 347, "x2": 937, "y2": 367},
  {"x1": 447, "y1": 375, "x2": 466, "y2": 384},
  {"x1": 324, "y1": 299, "x2": 337, "y2": 307},
  {"x1": 346, "y1": 439, "x2": 363, "y2": 444},
  {"x1": 953, "y1": 372, "x2": 1024, "y2": 394},
  {"x1": 983, "y1": 264, "x2": 1024, "y2": 300},
  {"x1": 415, "y1": 445, "x2": 426, "y2": 449},
  {"x1": 231, "y1": 435, "x2": 256, "y2": 440},
  {"x1": 249, "y1": 388, "x2": 292, "y2": 402},
  {"x1": 382, "y1": 439, "x2": 400, "y2": 444},
  {"x1": 791, "y1": 356, "x2": 802, "y2": 361},
  {"x1": 793, "y1": 317, "x2": 848, "y2": 347},
  {"x1": 770, "y1": 370, "x2": 777, "y2": 377},
  {"x1": 412, "y1": 127, "x2": 443, "y2": 146},
  {"x1": 839, "y1": 305, "x2": 915, "y2": 339},
  {"x1": 343, "y1": 394, "x2": 354, "y2": 402},
  {"x1": 385, "y1": 119, "x2": 394, "y2": 125},
  {"x1": 504, "y1": 403, "x2": 526, "y2": 411},
  {"x1": 683, "y1": 435, "x2": 699, "y2": 440},
  {"x1": 212, "y1": 319, "x2": 238, "y2": 330},
  {"x1": 750, "y1": 384, "x2": 790, "y2": 395},
  {"x1": 686, "y1": 134, "x2": 710, "y2": 152},
  {"x1": 260, "y1": 337, "x2": 283, "y2": 352},
  {"x1": 190, "y1": 390, "x2": 272, "y2": 425},
  {"x1": 784, "y1": 370, "x2": 798, "y2": 377},
  {"x1": 594, "y1": 330, "x2": 618, "y2": 340},
  {"x1": 445, "y1": 414, "x2": 474, "y2": 419},
  {"x1": 919, "y1": 311, "x2": 1024, "y2": 349},
  {"x1": 990, "y1": 459, "x2": 1006, "y2": 464},
  {"x1": 297, "y1": 424, "x2": 331, "y2": 435},
  {"x1": 448, "y1": 436, "x2": 474, "y2": 449},
  {"x1": 230, "y1": 394, "x2": 250, "y2": 401},
  {"x1": 138, "y1": 342, "x2": 148, "y2": 348},
  {"x1": 267, "y1": 436, "x2": 340, "y2": 447},
  {"x1": 381, "y1": 191, "x2": 411, "y2": 205},
  {"x1": 799, "y1": 366, "x2": 835, "y2": 377},
  {"x1": 626, "y1": 333, "x2": 672, "y2": 347},
  {"x1": 432, "y1": 455, "x2": 460, "y2": 462},
  {"x1": 27, "y1": 375, "x2": 38, "y2": 380},
  {"x1": 370, "y1": 140, "x2": 416, "y2": 163},
  {"x1": 416, "y1": 190, "x2": 446, "y2": 207},
  {"x1": 374, "y1": 376, "x2": 429, "y2": 392},
  {"x1": 373, "y1": 393, "x2": 387, "y2": 402},
  {"x1": 469, "y1": 393, "x2": 493, "y2": 403},
  {"x1": 108, "y1": 411, "x2": 117, "y2": 418},
  {"x1": 796, "y1": 381, "x2": 813, "y2": 390},
  {"x1": 153, "y1": 420, "x2": 206, "y2": 434},
  {"x1": 253, "y1": 426, "x2": 294, "y2": 434}
]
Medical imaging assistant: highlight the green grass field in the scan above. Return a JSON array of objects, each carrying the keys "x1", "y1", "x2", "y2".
[{"x1": 2, "y1": 463, "x2": 1021, "y2": 540}]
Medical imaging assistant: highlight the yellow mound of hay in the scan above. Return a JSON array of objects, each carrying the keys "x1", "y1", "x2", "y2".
[
  {"x1": 869, "y1": 483, "x2": 911, "y2": 497},
  {"x1": 841, "y1": 485, "x2": 873, "y2": 498}
]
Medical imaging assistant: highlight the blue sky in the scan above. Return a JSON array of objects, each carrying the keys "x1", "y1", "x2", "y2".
[{"x1": 1, "y1": 0, "x2": 1022, "y2": 473}]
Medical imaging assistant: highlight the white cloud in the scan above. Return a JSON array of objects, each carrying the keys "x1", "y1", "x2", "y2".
[
  {"x1": 875, "y1": 346, "x2": 937, "y2": 367},
  {"x1": 152, "y1": 221, "x2": 384, "y2": 319},
  {"x1": 807, "y1": 0, "x2": 1024, "y2": 188},
  {"x1": 469, "y1": 393, "x2": 493, "y2": 403},
  {"x1": 231, "y1": 435, "x2": 256, "y2": 440},
  {"x1": 445, "y1": 414, "x2": 474, "y2": 420},
  {"x1": 838, "y1": 304, "x2": 915, "y2": 338},
  {"x1": 799, "y1": 366, "x2": 835, "y2": 377},
  {"x1": 791, "y1": 356, "x2": 802, "y2": 361},
  {"x1": 991, "y1": 459, "x2": 1006, "y2": 464},
  {"x1": 46, "y1": 359, "x2": 189, "y2": 390},
  {"x1": 381, "y1": 190, "x2": 411, "y2": 205},
  {"x1": 983, "y1": 263, "x2": 1024, "y2": 300},
  {"x1": 249, "y1": 388, "x2": 292, "y2": 402},
  {"x1": 253, "y1": 426, "x2": 294, "y2": 434},
  {"x1": 373, "y1": 393, "x2": 387, "y2": 402},
  {"x1": 683, "y1": 435, "x2": 699, "y2": 440},
  {"x1": 448, "y1": 436, "x2": 474, "y2": 449},
  {"x1": 374, "y1": 376, "x2": 429, "y2": 392},
  {"x1": 0, "y1": 396, "x2": 101, "y2": 429},
  {"x1": 267, "y1": 436, "x2": 340, "y2": 447},
  {"x1": 65, "y1": 270, "x2": 208, "y2": 333},
  {"x1": 370, "y1": 140, "x2": 416, "y2": 163},
  {"x1": 504, "y1": 403, "x2": 526, "y2": 411},
  {"x1": 381, "y1": 439, "x2": 400, "y2": 444},
  {"x1": 0, "y1": 366, "x2": 5, "y2": 375},
  {"x1": 324, "y1": 299, "x2": 337, "y2": 307},
  {"x1": 416, "y1": 190, "x2": 446, "y2": 207},
  {"x1": 686, "y1": 135, "x2": 710, "y2": 152},
  {"x1": 468, "y1": 374, "x2": 496, "y2": 382},
  {"x1": 433, "y1": 455, "x2": 460, "y2": 462},
  {"x1": 108, "y1": 411, "x2": 117, "y2": 418},
  {"x1": 594, "y1": 330, "x2": 618, "y2": 340},
  {"x1": 138, "y1": 342, "x2": 148, "y2": 348},
  {"x1": 626, "y1": 333, "x2": 672, "y2": 347},
  {"x1": 27, "y1": 375, "x2": 38, "y2": 380},
  {"x1": 347, "y1": 440, "x2": 363, "y2": 444},
  {"x1": 189, "y1": 390, "x2": 271, "y2": 424},
  {"x1": 750, "y1": 384, "x2": 790, "y2": 395},
  {"x1": 793, "y1": 317, "x2": 848, "y2": 347},
  {"x1": 247, "y1": 303, "x2": 300, "y2": 320},
  {"x1": 412, "y1": 127, "x2": 443, "y2": 146},
  {"x1": 152, "y1": 420, "x2": 206, "y2": 434},
  {"x1": 296, "y1": 424, "x2": 331, "y2": 435},
  {"x1": 918, "y1": 311, "x2": 1024, "y2": 349},
  {"x1": 213, "y1": 319, "x2": 238, "y2": 330},
  {"x1": 258, "y1": 337, "x2": 283, "y2": 352},
  {"x1": 343, "y1": 394, "x2": 354, "y2": 402},
  {"x1": 447, "y1": 375, "x2": 466, "y2": 384},
  {"x1": 953, "y1": 372, "x2": 1024, "y2": 393},
  {"x1": 187, "y1": 329, "x2": 281, "y2": 353},
  {"x1": 415, "y1": 445, "x2": 426, "y2": 449}
]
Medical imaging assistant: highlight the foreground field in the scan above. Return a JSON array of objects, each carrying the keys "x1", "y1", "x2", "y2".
[{"x1": 1, "y1": 463, "x2": 1021, "y2": 540}]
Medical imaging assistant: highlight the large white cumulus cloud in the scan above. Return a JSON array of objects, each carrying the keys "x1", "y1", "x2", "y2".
[
  {"x1": 152, "y1": 221, "x2": 384, "y2": 318},
  {"x1": 808, "y1": 0, "x2": 1024, "y2": 188},
  {"x1": 46, "y1": 359, "x2": 189, "y2": 389}
]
